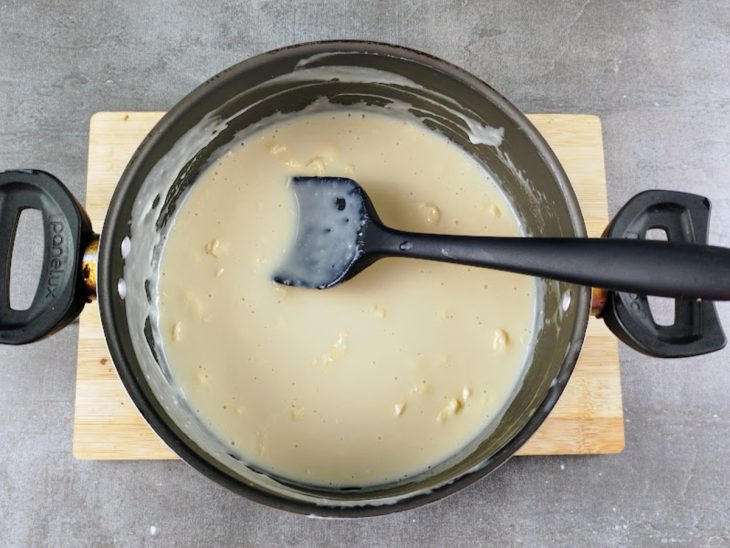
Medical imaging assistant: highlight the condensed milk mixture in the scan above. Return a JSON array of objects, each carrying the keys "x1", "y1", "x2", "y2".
[{"x1": 158, "y1": 110, "x2": 537, "y2": 486}]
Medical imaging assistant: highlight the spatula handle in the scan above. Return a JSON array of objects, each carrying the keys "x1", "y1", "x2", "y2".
[{"x1": 375, "y1": 230, "x2": 730, "y2": 300}]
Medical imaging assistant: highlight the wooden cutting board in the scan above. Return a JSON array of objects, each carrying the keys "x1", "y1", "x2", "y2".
[{"x1": 73, "y1": 112, "x2": 624, "y2": 460}]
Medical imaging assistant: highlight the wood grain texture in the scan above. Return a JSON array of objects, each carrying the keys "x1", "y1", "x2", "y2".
[{"x1": 73, "y1": 112, "x2": 624, "y2": 460}]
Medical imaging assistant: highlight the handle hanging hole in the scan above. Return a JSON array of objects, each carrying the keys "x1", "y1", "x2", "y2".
[{"x1": 8, "y1": 209, "x2": 44, "y2": 311}]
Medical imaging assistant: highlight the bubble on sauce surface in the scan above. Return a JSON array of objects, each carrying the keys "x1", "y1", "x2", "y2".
[
  {"x1": 562, "y1": 289, "x2": 572, "y2": 311},
  {"x1": 117, "y1": 278, "x2": 127, "y2": 300},
  {"x1": 418, "y1": 201, "x2": 441, "y2": 225},
  {"x1": 120, "y1": 236, "x2": 131, "y2": 259}
]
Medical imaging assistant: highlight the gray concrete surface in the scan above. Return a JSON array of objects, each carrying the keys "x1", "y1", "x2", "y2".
[{"x1": 1, "y1": 1, "x2": 729, "y2": 546}]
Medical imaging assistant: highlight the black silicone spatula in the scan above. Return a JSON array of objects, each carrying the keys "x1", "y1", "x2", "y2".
[{"x1": 273, "y1": 176, "x2": 730, "y2": 300}]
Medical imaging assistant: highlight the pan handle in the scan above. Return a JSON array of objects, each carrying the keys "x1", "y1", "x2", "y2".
[
  {"x1": 0, "y1": 170, "x2": 95, "y2": 344},
  {"x1": 597, "y1": 190, "x2": 726, "y2": 358}
]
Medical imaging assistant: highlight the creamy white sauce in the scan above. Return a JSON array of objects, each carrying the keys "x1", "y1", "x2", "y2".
[{"x1": 157, "y1": 110, "x2": 537, "y2": 486}]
